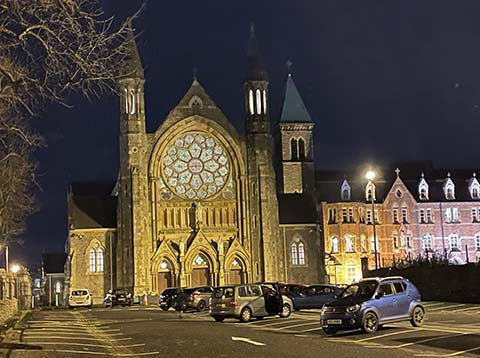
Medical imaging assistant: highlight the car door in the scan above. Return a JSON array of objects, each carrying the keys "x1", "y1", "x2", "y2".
[
  {"x1": 374, "y1": 283, "x2": 395, "y2": 320},
  {"x1": 312, "y1": 286, "x2": 336, "y2": 308},
  {"x1": 249, "y1": 285, "x2": 267, "y2": 316},
  {"x1": 392, "y1": 281, "x2": 410, "y2": 318}
]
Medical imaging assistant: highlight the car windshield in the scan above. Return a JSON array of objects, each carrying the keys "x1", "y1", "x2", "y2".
[
  {"x1": 161, "y1": 289, "x2": 176, "y2": 296},
  {"x1": 212, "y1": 287, "x2": 234, "y2": 298},
  {"x1": 340, "y1": 281, "x2": 378, "y2": 299}
]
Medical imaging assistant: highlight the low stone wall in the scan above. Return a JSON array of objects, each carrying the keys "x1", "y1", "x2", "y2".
[
  {"x1": 366, "y1": 264, "x2": 480, "y2": 303},
  {"x1": 0, "y1": 298, "x2": 18, "y2": 326},
  {"x1": 0, "y1": 267, "x2": 32, "y2": 325}
]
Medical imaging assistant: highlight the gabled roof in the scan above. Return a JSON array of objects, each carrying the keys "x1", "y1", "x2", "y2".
[
  {"x1": 278, "y1": 193, "x2": 318, "y2": 224},
  {"x1": 42, "y1": 253, "x2": 67, "y2": 274},
  {"x1": 315, "y1": 161, "x2": 480, "y2": 203},
  {"x1": 69, "y1": 182, "x2": 117, "y2": 229},
  {"x1": 279, "y1": 74, "x2": 313, "y2": 124}
]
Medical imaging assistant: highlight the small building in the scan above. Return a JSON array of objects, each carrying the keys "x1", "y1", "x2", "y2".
[{"x1": 41, "y1": 253, "x2": 67, "y2": 306}]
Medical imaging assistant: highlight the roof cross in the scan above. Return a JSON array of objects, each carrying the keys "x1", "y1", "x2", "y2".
[{"x1": 395, "y1": 168, "x2": 400, "y2": 177}]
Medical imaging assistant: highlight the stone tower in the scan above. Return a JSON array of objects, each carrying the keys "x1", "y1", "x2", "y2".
[
  {"x1": 277, "y1": 73, "x2": 315, "y2": 194},
  {"x1": 244, "y1": 24, "x2": 283, "y2": 282},
  {"x1": 117, "y1": 25, "x2": 150, "y2": 294}
]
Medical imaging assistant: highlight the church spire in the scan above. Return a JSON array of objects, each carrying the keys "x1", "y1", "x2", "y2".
[
  {"x1": 279, "y1": 73, "x2": 312, "y2": 123},
  {"x1": 120, "y1": 20, "x2": 144, "y2": 79},
  {"x1": 246, "y1": 22, "x2": 268, "y2": 81}
]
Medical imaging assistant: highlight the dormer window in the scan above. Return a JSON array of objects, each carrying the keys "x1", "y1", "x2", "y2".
[
  {"x1": 444, "y1": 173, "x2": 455, "y2": 200},
  {"x1": 469, "y1": 173, "x2": 480, "y2": 199},
  {"x1": 341, "y1": 179, "x2": 351, "y2": 201},
  {"x1": 366, "y1": 181, "x2": 376, "y2": 201},
  {"x1": 418, "y1": 173, "x2": 429, "y2": 200}
]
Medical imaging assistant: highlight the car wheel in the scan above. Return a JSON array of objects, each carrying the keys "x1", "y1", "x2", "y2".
[
  {"x1": 410, "y1": 306, "x2": 425, "y2": 327},
  {"x1": 240, "y1": 307, "x2": 252, "y2": 322},
  {"x1": 279, "y1": 303, "x2": 291, "y2": 318},
  {"x1": 362, "y1": 311, "x2": 379, "y2": 334},
  {"x1": 323, "y1": 328, "x2": 337, "y2": 335},
  {"x1": 197, "y1": 300, "x2": 206, "y2": 311},
  {"x1": 212, "y1": 315, "x2": 224, "y2": 322}
]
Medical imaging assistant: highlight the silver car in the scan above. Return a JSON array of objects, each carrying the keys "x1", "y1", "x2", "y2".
[
  {"x1": 209, "y1": 284, "x2": 292, "y2": 322},
  {"x1": 184, "y1": 286, "x2": 214, "y2": 311}
]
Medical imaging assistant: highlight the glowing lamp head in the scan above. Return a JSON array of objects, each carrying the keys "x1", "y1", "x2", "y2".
[
  {"x1": 365, "y1": 170, "x2": 376, "y2": 181},
  {"x1": 11, "y1": 265, "x2": 20, "y2": 273}
]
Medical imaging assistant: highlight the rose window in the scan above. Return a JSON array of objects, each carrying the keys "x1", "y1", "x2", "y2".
[{"x1": 161, "y1": 132, "x2": 230, "y2": 199}]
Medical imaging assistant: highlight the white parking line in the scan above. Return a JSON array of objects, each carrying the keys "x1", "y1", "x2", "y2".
[
  {"x1": 422, "y1": 302, "x2": 447, "y2": 307},
  {"x1": 366, "y1": 333, "x2": 466, "y2": 349},
  {"x1": 428, "y1": 304, "x2": 466, "y2": 311},
  {"x1": 356, "y1": 329, "x2": 413, "y2": 342},
  {"x1": 232, "y1": 336, "x2": 266, "y2": 346},
  {"x1": 23, "y1": 336, "x2": 131, "y2": 342},
  {"x1": 298, "y1": 326, "x2": 325, "y2": 333},
  {"x1": 253, "y1": 319, "x2": 305, "y2": 327},
  {"x1": 450, "y1": 306, "x2": 480, "y2": 313},
  {"x1": 415, "y1": 344, "x2": 480, "y2": 357},
  {"x1": 273, "y1": 322, "x2": 319, "y2": 331}
]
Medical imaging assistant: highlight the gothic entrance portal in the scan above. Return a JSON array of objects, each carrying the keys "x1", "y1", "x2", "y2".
[
  {"x1": 158, "y1": 260, "x2": 174, "y2": 292},
  {"x1": 191, "y1": 254, "x2": 211, "y2": 286},
  {"x1": 228, "y1": 258, "x2": 244, "y2": 284}
]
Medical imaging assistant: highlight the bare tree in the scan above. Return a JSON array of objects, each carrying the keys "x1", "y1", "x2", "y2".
[{"x1": 0, "y1": 0, "x2": 137, "y2": 260}]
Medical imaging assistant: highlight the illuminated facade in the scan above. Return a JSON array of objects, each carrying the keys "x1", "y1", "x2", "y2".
[{"x1": 319, "y1": 164, "x2": 480, "y2": 284}]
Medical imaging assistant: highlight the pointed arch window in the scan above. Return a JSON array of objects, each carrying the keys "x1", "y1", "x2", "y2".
[
  {"x1": 255, "y1": 89, "x2": 262, "y2": 114},
  {"x1": 290, "y1": 138, "x2": 298, "y2": 161},
  {"x1": 331, "y1": 237, "x2": 339, "y2": 253},
  {"x1": 123, "y1": 88, "x2": 128, "y2": 113},
  {"x1": 248, "y1": 89, "x2": 254, "y2": 115},
  {"x1": 341, "y1": 180, "x2": 351, "y2": 201},
  {"x1": 89, "y1": 250, "x2": 96, "y2": 272},
  {"x1": 298, "y1": 138, "x2": 305, "y2": 160},
  {"x1": 345, "y1": 235, "x2": 355, "y2": 253},
  {"x1": 129, "y1": 89, "x2": 136, "y2": 115},
  {"x1": 262, "y1": 90, "x2": 267, "y2": 114},
  {"x1": 97, "y1": 249, "x2": 104, "y2": 272},
  {"x1": 291, "y1": 240, "x2": 305, "y2": 265},
  {"x1": 366, "y1": 182, "x2": 376, "y2": 201}
]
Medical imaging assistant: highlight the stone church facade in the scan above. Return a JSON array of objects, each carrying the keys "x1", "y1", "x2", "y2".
[{"x1": 66, "y1": 26, "x2": 324, "y2": 302}]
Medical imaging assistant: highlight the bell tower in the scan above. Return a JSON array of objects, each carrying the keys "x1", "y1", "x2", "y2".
[
  {"x1": 244, "y1": 24, "x2": 283, "y2": 282},
  {"x1": 117, "y1": 23, "x2": 149, "y2": 294},
  {"x1": 278, "y1": 73, "x2": 315, "y2": 194}
]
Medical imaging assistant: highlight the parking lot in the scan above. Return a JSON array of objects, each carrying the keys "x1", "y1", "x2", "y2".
[{"x1": 1, "y1": 301, "x2": 479, "y2": 358}]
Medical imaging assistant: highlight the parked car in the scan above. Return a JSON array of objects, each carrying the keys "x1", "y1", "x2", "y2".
[
  {"x1": 184, "y1": 286, "x2": 214, "y2": 311},
  {"x1": 104, "y1": 288, "x2": 132, "y2": 307},
  {"x1": 159, "y1": 287, "x2": 183, "y2": 311},
  {"x1": 290, "y1": 284, "x2": 341, "y2": 311},
  {"x1": 68, "y1": 289, "x2": 92, "y2": 309},
  {"x1": 320, "y1": 276, "x2": 425, "y2": 335},
  {"x1": 209, "y1": 284, "x2": 293, "y2": 322}
]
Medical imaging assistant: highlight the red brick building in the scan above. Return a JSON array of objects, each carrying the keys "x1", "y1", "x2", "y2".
[{"x1": 318, "y1": 162, "x2": 480, "y2": 284}]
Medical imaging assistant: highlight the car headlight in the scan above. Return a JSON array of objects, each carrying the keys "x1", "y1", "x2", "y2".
[{"x1": 346, "y1": 304, "x2": 361, "y2": 313}]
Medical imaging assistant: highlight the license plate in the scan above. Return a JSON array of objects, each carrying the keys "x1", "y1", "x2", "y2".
[
  {"x1": 118, "y1": 298, "x2": 125, "y2": 301},
  {"x1": 160, "y1": 302, "x2": 167, "y2": 306},
  {"x1": 217, "y1": 303, "x2": 225, "y2": 308},
  {"x1": 327, "y1": 319, "x2": 342, "y2": 325}
]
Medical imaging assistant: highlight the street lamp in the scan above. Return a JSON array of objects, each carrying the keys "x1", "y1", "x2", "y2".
[
  {"x1": 365, "y1": 170, "x2": 379, "y2": 270},
  {"x1": 11, "y1": 264, "x2": 20, "y2": 274}
]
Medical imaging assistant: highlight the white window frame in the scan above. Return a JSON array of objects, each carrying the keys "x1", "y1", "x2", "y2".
[
  {"x1": 449, "y1": 234, "x2": 460, "y2": 250},
  {"x1": 331, "y1": 237, "x2": 339, "y2": 253},
  {"x1": 345, "y1": 236, "x2": 355, "y2": 253},
  {"x1": 89, "y1": 250, "x2": 96, "y2": 272}
]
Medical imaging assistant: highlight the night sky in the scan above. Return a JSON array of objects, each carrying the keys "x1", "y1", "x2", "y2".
[{"x1": 11, "y1": 0, "x2": 480, "y2": 269}]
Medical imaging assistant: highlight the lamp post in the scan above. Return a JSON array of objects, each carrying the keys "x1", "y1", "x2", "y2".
[{"x1": 365, "y1": 170, "x2": 379, "y2": 270}]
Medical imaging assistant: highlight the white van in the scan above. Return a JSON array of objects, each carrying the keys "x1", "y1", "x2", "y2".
[{"x1": 68, "y1": 289, "x2": 92, "y2": 309}]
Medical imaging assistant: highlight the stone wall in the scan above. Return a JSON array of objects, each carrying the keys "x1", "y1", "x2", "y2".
[
  {"x1": 366, "y1": 264, "x2": 480, "y2": 303},
  {"x1": 0, "y1": 267, "x2": 32, "y2": 325}
]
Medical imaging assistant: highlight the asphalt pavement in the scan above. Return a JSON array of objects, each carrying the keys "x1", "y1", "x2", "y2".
[{"x1": 0, "y1": 301, "x2": 479, "y2": 358}]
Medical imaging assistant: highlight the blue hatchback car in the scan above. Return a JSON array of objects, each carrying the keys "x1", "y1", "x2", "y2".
[{"x1": 320, "y1": 276, "x2": 425, "y2": 335}]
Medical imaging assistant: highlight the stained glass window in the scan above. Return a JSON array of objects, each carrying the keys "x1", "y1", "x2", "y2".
[{"x1": 161, "y1": 133, "x2": 230, "y2": 199}]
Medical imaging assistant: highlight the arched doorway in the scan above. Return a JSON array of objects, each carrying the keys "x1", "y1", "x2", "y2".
[
  {"x1": 191, "y1": 254, "x2": 211, "y2": 286},
  {"x1": 228, "y1": 258, "x2": 244, "y2": 284},
  {"x1": 158, "y1": 259, "x2": 174, "y2": 292}
]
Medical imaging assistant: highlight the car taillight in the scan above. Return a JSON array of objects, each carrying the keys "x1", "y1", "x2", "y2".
[{"x1": 230, "y1": 300, "x2": 238, "y2": 307}]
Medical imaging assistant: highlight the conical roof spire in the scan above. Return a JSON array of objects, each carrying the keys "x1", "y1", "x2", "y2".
[
  {"x1": 245, "y1": 22, "x2": 268, "y2": 81},
  {"x1": 120, "y1": 20, "x2": 144, "y2": 79},
  {"x1": 279, "y1": 73, "x2": 312, "y2": 123}
]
